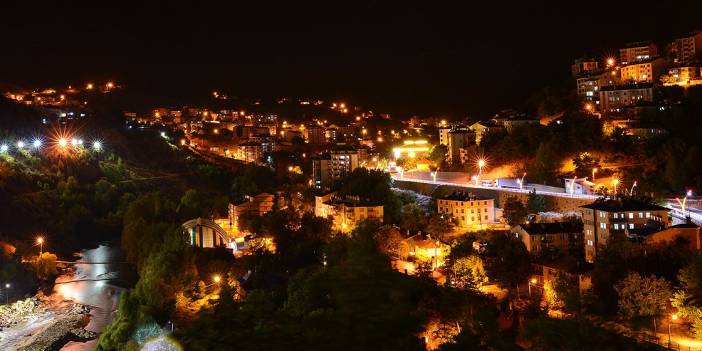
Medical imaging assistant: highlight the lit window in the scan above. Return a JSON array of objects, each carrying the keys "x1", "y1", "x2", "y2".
[
  {"x1": 629, "y1": 223, "x2": 634, "y2": 229},
  {"x1": 628, "y1": 213, "x2": 634, "y2": 219}
]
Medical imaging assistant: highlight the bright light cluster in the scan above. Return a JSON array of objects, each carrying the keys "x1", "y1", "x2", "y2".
[{"x1": 0, "y1": 134, "x2": 104, "y2": 154}]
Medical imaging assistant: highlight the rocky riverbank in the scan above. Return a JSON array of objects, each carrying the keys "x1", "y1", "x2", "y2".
[{"x1": 0, "y1": 296, "x2": 97, "y2": 351}]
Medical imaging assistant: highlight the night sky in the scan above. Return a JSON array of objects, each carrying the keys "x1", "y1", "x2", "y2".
[{"x1": 2, "y1": 1, "x2": 701, "y2": 117}]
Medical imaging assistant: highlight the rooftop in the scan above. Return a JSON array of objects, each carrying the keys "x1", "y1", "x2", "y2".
[
  {"x1": 438, "y1": 191, "x2": 492, "y2": 202},
  {"x1": 518, "y1": 221, "x2": 583, "y2": 235},
  {"x1": 581, "y1": 198, "x2": 669, "y2": 212}
]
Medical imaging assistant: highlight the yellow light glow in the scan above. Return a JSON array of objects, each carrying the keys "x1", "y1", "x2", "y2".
[
  {"x1": 106, "y1": 82, "x2": 114, "y2": 89},
  {"x1": 86, "y1": 83, "x2": 94, "y2": 90},
  {"x1": 213, "y1": 275, "x2": 221, "y2": 283},
  {"x1": 37, "y1": 237, "x2": 44, "y2": 244}
]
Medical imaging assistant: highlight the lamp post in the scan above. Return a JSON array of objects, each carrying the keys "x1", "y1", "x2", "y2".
[
  {"x1": 37, "y1": 237, "x2": 44, "y2": 256},
  {"x1": 477, "y1": 159, "x2": 486, "y2": 184},
  {"x1": 592, "y1": 168, "x2": 597, "y2": 184},
  {"x1": 431, "y1": 171, "x2": 437, "y2": 183},
  {"x1": 4, "y1": 283, "x2": 10, "y2": 304},
  {"x1": 528, "y1": 278, "x2": 537, "y2": 297},
  {"x1": 612, "y1": 178, "x2": 620, "y2": 197},
  {"x1": 669, "y1": 313, "x2": 678, "y2": 347}
]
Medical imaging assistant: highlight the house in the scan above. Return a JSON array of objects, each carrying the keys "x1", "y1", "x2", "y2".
[
  {"x1": 436, "y1": 192, "x2": 496, "y2": 228},
  {"x1": 399, "y1": 234, "x2": 450, "y2": 270},
  {"x1": 227, "y1": 193, "x2": 276, "y2": 231},
  {"x1": 315, "y1": 192, "x2": 384, "y2": 232},
  {"x1": 511, "y1": 222, "x2": 583, "y2": 256}
]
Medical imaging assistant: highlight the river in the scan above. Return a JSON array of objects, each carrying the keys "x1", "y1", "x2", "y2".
[{"x1": 55, "y1": 244, "x2": 133, "y2": 351}]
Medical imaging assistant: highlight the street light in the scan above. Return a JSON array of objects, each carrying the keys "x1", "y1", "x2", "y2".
[
  {"x1": 33, "y1": 139, "x2": 42, "y2": 149},
  {"x1": 518, "y1": 172, "x2": 527, "y2": 190},
  {"x1": 93, "y1": 141, "x2": 102, "y2": 151},
  {"x1": 669, "y1": 313, "x2": 678, "y2": 347},
  {"x1": 612, "y1": 178, "x2": 620, "y2": 196},
  {"x1": 16, "y1": 140, "x2": 25, "y2": 149},
  {"x1": 58, "y1": 138, "x2": 68, "y2": 148},
  {"x1": 37, "y1": 237, "x2": 44, "y2": 256},
  {"x1": 528, "y1": 278, "x2": 537, "y2": 297},
  {"x1": 592, "y1": 168, "x2": 598, "y2": 184},
  {"x1": 431, "y1": 171, "x2": 437, "y2": 183},
  {"x1": 0, "y1": 144, "x2": 8, "y2": 153},
  {"x1": 3, "y1": 283, "x2": 10, "y2": 304}
]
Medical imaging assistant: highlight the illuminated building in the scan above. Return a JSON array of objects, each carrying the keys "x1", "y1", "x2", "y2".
[
  {"x1": 618, "y1": 58, "x2": 665, "y2": 83},
  {"x1": 182, "y1": 218, "x2": 232, "y2": 249},
  {"x1": 663, "y1": 66, "x2": 702, "y2": 87},
  {"x1": 511, "y1": 222, "x2": 582, "y2": 256},
  {"x1": 304, "y1": 124, "x2": 326, "y2": 144},
  {"x1": 236, "y1": 141, "x2": 264, "y2": 164},
  {"x1": 571, "y1": 58, "x2": 600, "y2": 77},
  {"x1": 581, "y1": 199, "x2": 670, "y2": 263},
  {"x1": 446, "y1": 129, "x2": 474, "y2": 163},
  {"x1": 227, "y1": 193, "x2": 275, "y2": 230},
  {"x1": 315, "y1": 192, "x2": 384, "y2": 232},
  {"x1": 598, "y1": 83, "x2": 653, "y2": 113},
  {"x1": 399, "y1": 235, "x2": 450, "y2": 270},
  {"x1": 436, "y1": 192, "x2": 496, "y2": 228},
  {"x1": 438, "y1": 127, "x2": 451, "y2": 146},
  {"x1": 312, "y1": 148, "x2": 359, "y2": 188},
  {"x1": 618, "y1": 41, "x2": 657, "y2": 65},
  {"x1": 392, "y1": 140, "x2": 431, "y2": 160},
  {"x1": 671, "y1": 31, "x2": 702, "y2": 65}
]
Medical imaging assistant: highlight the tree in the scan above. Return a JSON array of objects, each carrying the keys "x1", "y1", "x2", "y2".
[
  {"x1": 452, "y1": 256, "x2": 487, "y2": 290},
  {"x1": 429, "y1": 144, "x2": 448, "y2": 166},
  {"x1": 672, "y1": 255, "x2": 702, "y2": 339},
  {"x1": 487, "y1": 234, "x2": 530, "y2": 292},
  {"x1": 531, "y1": 141, "x2": 558, "y2": 184},
  {"x1": 374, "y1": 226, "x2": 403, "y2": 258},
  {"x1": 425, "y1": 213, "x2": 455, "y2": 241},
  {"x1": 526, "y1": 189, "x2": 549, "y2": 213},
  {"x1": 502, "y1": 196, "x2": 527, "y2": 225},
  {"x1": 615, "y1": 272, "x2": 671, "y2": 320},
  {"x1": 32, "y1": 252, "x2": 58, "y2": 280},
  {"x1": 572, "y1": 152, "x2": 600, "y2": 178}
]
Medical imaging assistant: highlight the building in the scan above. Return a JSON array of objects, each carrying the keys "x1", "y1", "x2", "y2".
[
  {"x1": 581, "y1": 198, "x2": 670, "y2": 263},
  {"x1": 447, "y1": 128, "x2": 475, "y2": 163},
  {"x1": 672, "y1": 31, "x2": 702, "y2": 65},
  {"x1": 662, "y1": 66, "x2": 702, "y2": 87},
  {"x1": 468, "y1": 121, "x2": 501, "y2": 145},
  {"x1": 643, "y1": 223, "x2": 701, "y2": 252},
  {"x1": 236, "y1": 141, "x2": 264, "y2": 164},
  {"x1": 564, "y1": 178, "x2": 597, "y2": 196},
  {"x1": 399, "y1": 234, "x2": 450, "y2": 270},
  {"x1": 305, "y1": 124, "x2": 326, "y2": 144},
  {"x1": 438, "y1": 127, "x2": 451, "y2": 146},
  {"x1": 312, "y1": 148, "x2": 360, "y2": 188},
  {"x1": 437, "y1": 192, "x2": 496, "y2": 228},
  {"x1": 182, "y1": 217, "x2": 232, "y2": 249},
  {"x1": 314, "y1": 192, "x2": 384, "y2": 232},
  {"x1": 392, "y1": 139, "x2": 431, "y2": 160},
  {"x1": 571, "y1": 58, "x2": 600, "y2": 77},
  {"x1": 227, "y1": 193, "x2": 276, "y2": 230},
  {"x1": 599, "y1": 83, "x2": 654, "y2": 113},
  {"x1": 619, "y1": 58, "x2": 665, "y2": 83},
  {"x1": 619, "y1": 41, "x2": 657, "y2": 65},
  {"x1": 512, "y1": 222, "x2": 583, "y2": 256},
  {"x1": 576, "y1": 75, "x2": 601, "y2": 102}
]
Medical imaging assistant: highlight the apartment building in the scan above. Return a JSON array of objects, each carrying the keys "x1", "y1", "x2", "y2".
[
  {"x1": 315, "y1": 192, "x2": 384, "y2": 232},
  {"x1": 437, "y1": 192, "x2": 496, "y2": 228},
  {"x1": 619, "y1": 42, "x2": 658, "y2": 65},
  {"x1": 581, "y1": 199, "x2": 670, "y2": 263},
  {"x1": 312, "y1": 148, "x2": 359, "y2": 188}
]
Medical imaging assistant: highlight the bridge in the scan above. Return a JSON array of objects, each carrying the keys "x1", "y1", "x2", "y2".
[{"x1": 392, "y1": 171, "x2": 598, "y2": 200}]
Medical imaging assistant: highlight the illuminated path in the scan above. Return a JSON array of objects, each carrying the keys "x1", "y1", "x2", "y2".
[{"x1": 392, "y1": 171, "x2": 598, "y2": 200}]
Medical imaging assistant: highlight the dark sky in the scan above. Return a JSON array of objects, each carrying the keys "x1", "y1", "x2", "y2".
[{"x1": 2, "y1": 1, "x2": 702, "y2": 117}]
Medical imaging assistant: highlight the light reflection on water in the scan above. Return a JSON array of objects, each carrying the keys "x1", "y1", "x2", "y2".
[{"x1": 55, "y1": 244, "x2": 132, "y2": 351}]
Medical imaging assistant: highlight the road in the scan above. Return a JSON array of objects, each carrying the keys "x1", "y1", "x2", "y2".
[{"x1": 393, "y1": 171, "x2": 598, "y2": 200}]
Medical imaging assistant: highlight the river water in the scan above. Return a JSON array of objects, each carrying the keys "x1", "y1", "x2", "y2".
[{"x1": 55, "y1": 244, "x2": 134, "y2": 351}]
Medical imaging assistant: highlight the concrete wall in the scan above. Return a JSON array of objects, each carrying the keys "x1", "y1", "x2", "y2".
[{"x1": 394, "y1": 181, "x2": 592, "y2": 213}]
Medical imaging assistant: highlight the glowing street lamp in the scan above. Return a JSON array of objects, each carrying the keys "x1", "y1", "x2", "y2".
[
  {"x1": 16, "y1": 141, "x2": 25, "y2": 149},
  {"x1": 92, "y1": 141, "x2": 102, "y2": 151},
  {"x1": 669, "y1": 313, "x2": 678, "y2": 347},
  {"x1": 476, "y1": 159, "x2": 486, "y2": 184},
  {"x1": 518, "y1": 172, "x2": 527, "y2": 190},
  {"x1": 37, "y1": 237, "x2": 44, "y2": 256},
  {"x1": 3, "y1": 283, "x2": 9, "y2": 304},
  {"x1": 431, "y1": 171, "x2": 437, "y2": 183},
  {"x1": 606, "y1": 57, "x2": 616, "y2": 67},
  {"x1": 592, "y1": 168, "x2": 598, "y2": 184},
  {"x1": 528, "y1": 278, "x2": 537, "y2": 297},
  {"x1": 58, "y1": 138, "x2": 68, "y2": 147},
  {"x1": 32, "y1": 139, "x2": 42, "y2": 149},
  {"x1": 629, "y1": 181, "x2": 638, "y2": 196},
  {"x1": 86, "y1": 83, "x2": 94, "y2": 90},
  {"x1": 0, "y1": 144, "x2": 8, "y2": 153},
  {"x1": 612, "y1": 178, "x2": 620, "y2": 196}
]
